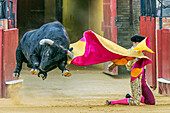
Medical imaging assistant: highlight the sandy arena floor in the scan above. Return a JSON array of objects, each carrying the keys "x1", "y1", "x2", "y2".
[{"x1": 0, "y1": 64, "x2": 170, "y2": 113}]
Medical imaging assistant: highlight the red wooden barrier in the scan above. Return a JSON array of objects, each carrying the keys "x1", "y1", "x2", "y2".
[
  {"x1": 0, "y1": 28, "x2": 18, "y2": 98},
  {"x1": 0, "y1": 0, "x2": 18, "y2": 98},
  {"x1": 0, "y1": 29, "x2": 3, "y2": 98},
  {"x1": 2, "y1": 28, "x2": 18, "y2": 97},
  {"x1": 158, "y1": 29, "x2": 170, "y2": 96},
  {"x1": 139, "y1": 16, "x2": 156, "y2": 89}
]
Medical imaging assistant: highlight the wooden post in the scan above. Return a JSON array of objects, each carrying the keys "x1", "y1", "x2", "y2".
[{"x1": 103, "y1": 0, "x2": 118, "y2": 75}]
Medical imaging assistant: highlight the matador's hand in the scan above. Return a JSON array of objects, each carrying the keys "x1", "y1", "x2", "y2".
[{"x1": 107, "y1": 62, "x2": 117, "y2": 72}]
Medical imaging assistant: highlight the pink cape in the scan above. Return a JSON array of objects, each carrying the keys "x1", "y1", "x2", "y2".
[{"x1": 70, "y1": 30, "x2": 153, "y2": 81}]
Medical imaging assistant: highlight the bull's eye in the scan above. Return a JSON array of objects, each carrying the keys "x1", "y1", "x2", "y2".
[
  {"x1": 47, "y1": 53, "x2": 50, "y2": 56},
  {"x1": 46, "y1": 50, "x2": 51, "y2": 57}
]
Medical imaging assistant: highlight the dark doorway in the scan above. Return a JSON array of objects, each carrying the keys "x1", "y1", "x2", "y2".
[
  {"x1": 17, "y1": 0, "x2": 45, "y2": 40},
  {"x1": 17, "y1": 0, "x2": 63, "y2": 40}
]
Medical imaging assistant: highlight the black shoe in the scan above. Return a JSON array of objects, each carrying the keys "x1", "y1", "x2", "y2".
[
  {"x1": 125, "y1": 93, "x2": 131, "y2": 98},
  {"x1": 106, "y1": 100, "x2": 111, "y2": 105}
]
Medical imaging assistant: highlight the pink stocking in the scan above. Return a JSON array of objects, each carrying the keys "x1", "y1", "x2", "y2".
[{"x1": 110, "y1": 98, "x2": 129, "y2": 105}]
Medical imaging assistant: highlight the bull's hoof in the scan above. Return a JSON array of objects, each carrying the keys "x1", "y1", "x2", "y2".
[
  {"x1": 13, "y1": 72, "x2": 20, "y2": 77},
  {"x1": 62, "y1": 70, "x2": 71, "y2": 77},
  {"x1": 125, "y1": 93, "x2": 131, "y2": 98},
  {"x1": 30, "y1": 68, "x2": 38, "y2": 75},
  {"x1": 106, "y1": 100, "x2": 111, "y2": 105},
  {"x1": 38, "y1": 72, "x2": 47, "y2": 80}
]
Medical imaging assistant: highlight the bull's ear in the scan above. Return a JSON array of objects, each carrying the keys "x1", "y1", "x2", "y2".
[
  {"x1": 39, "y1": 39, "x2": 54, "y2": 45},
  {"x1": 69, "y1": 47, "x2": 73, "y2": 51}
]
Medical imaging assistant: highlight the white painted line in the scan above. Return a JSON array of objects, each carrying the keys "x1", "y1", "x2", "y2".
[
  {"x1": 158, "y1": 78, "x2": 170, "y2": 84},
  {"x1": 5, "y1": 79, "x2": 24, "y2": 85}
]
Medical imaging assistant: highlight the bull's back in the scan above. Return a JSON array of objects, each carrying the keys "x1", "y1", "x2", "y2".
[
  {"x1": 38, "y1": 22, "x2": 70, "y2": 48},
  {"x1": 20, "y1": 21, "x2": 70, "y2": 51}
]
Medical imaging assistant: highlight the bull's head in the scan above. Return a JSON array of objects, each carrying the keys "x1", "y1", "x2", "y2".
[{"x1": 39, "y1": 39, "x2": 74, "y2": 72}]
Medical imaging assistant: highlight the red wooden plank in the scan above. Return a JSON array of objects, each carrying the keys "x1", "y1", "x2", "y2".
[
  {"x1": 140, "y1": 16, "x2": 156, "y2": 89},
  {"x1": 103, "y1": 0, "x2": 111, "y2": 40},
  {"x1": 111, "y1": 0, "x2": 117, "y2": 43},
  {"x1": 103, "y1": 0, "x2": 117, "y2": 42},
  {"x1": 162, "y1": 29, "x2": 168, "y2": 80},
  {"x1": 144, "y1": 17, "x2": 152, "y2": 86},
  {"x1": 103, "y1": 0, "x2": 111, "y2": 4},
  {"x1": 168, "y1": 29, "x2": 170, "y2": 80},
  {"x1": 151, "y1": 17, "x2": 156, "y2": 88},
  {"x1": 139, "y1": 16, "x2": 147, "y2": 37},
  {"x1": 0, "y1": 29, "x2": 3, "y2": 98},
  {"x1": 162, "y1": 29, "x2": 170, "y2": 81},
  {"x1": 157, "y1": 29, "x2": 162, "y2": 78},
  {"x1": 158, "y1": 29, "x2": 170, "y2": 96},
  {"x1": 13, "y1": 0, "x2": 17, "y2": 28},
  {"x1": 145, "y1": 17, "x2": 156, "y2": 89},
  {"x1": 103, "y1": 0, "x2": 118, "y2": 75},
  {"x1": 2, "y1": 28, "x2": 18, "y2": 97}
]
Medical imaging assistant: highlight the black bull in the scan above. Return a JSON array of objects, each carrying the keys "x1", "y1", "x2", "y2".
[{"x1": 13, "y1": 21, "x2": 74, "y2": 80}]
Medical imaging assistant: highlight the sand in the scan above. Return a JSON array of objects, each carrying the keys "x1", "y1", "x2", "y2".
[{"x1": 0, "y1": 64, "x2": 170, "y2": 113}]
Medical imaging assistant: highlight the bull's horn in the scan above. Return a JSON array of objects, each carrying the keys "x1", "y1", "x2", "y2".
[
  {"x1": 67, "y1": 50, "x2": 75, "y2": 59},
  {"x1": 39, "y1": 39, "x2": 54, "y2": 45}
]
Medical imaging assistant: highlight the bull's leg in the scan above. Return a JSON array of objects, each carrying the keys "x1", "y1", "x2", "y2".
[
  {"x1": 13, "y1": 50, "x2": 25, "y2": 77},
  {"x1": 30, "y1": 54, "x2": 39, "y2": 75},
  {"x1": 38, "y1": 71, "x2": 47, "y2": 80},
  {"x1": 58, "y1": 61, "x2": 71, "y2": 77}
]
